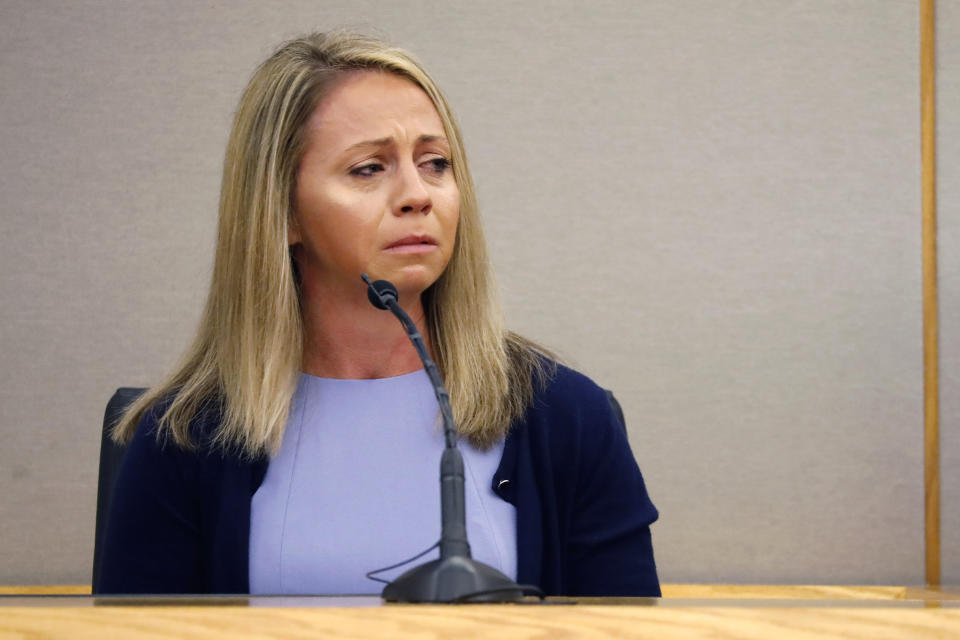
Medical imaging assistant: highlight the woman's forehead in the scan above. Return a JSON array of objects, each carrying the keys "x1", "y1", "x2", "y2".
[{"x1": 305, "y1": 71, "x2": 446, "y2": 150}]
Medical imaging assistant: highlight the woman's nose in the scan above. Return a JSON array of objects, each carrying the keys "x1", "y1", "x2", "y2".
[{"x1": 393, "y1": 161, "x2": 432, "y2": 215}]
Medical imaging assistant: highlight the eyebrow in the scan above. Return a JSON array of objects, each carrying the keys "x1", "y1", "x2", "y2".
[{"x1": 344, "y1": 134, "x2": 448, "y2": 152}]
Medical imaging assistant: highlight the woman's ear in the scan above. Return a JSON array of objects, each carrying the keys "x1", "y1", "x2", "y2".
[{"x1": 288, "y1": 215, "x2": 301, "y2": 246}]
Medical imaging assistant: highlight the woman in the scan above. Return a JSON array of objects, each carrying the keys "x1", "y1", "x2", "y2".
[{"x1": 96, "y1": 31, "x2": 659, "y2": 597}]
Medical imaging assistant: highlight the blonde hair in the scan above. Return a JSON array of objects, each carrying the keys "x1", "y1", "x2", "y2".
[{"x1": 113, "y1": 31, "x2": 552, "y2": 456}]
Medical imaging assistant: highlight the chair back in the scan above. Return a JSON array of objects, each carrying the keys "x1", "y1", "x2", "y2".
[{"x1": 92, "y1": 387, "x2": 146, "y2": 588}]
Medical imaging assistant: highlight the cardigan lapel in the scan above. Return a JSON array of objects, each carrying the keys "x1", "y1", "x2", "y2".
[{"x1": 492, "y1": 424, "x2": 542, "y2": 588}]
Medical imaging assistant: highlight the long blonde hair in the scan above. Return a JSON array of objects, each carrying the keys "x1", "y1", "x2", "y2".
[{"x1": 113, "y1": 31, "x2": 552, "y2": 456}]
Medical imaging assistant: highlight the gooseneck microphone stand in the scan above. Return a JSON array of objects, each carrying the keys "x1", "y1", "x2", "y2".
[{"x1": 361, "y1": 274, "x2": 525, "y2": 603}]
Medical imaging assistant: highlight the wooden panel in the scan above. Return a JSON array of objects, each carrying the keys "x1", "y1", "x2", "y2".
[
  {"x1": 1, "y1": 602, "x2": 959, "y2": 640},
  {"x1": 660, "y1": 584, "x2": 906, "y2": 599},
  {"x1": 0, "y1": 585, "x2": 90, "y2": 595},
  {"x1": 0, "y1": 584, "x2": 911, "y2": 598},
  {"x1": 921, "y1": 0, "x2": 941, "y2": 588}
]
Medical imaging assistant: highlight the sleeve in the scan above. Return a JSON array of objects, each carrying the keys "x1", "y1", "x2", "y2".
[
  {"x1": 565, "y1": 387, "x2": 661, "y2": 597},
  {"x1": 93, "y1": 408, "x2": 205, "y2": 594}
]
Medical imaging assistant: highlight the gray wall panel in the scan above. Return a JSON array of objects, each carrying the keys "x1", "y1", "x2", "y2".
[
  {"x1": 0, "y1": 0, "x2": 925, "y2": 585},
  {"x1": 939, "y1": 0, "x2": 959, "y2": 587}
]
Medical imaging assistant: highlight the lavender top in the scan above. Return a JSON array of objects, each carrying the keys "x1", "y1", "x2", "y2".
[{"x1": 249, "y1": 370, "x2": 517, "y2": 595}]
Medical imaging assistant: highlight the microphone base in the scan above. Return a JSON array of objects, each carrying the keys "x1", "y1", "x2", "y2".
[{"x1": 381, "y1": 555, "x2": 524, "y2": 603}]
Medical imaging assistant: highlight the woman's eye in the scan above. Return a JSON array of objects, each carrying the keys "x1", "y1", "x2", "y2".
[
  {"x1": 350, "y1": 163, "x2": 384, "y2": 177},
  {"x1": 423, "y1": 157, "x2": 451, "y2": 174}
]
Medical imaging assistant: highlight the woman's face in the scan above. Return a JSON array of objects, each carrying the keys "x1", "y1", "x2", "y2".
[{"x1": 290, "y1": 71, "x2": 460, "y2": 300}]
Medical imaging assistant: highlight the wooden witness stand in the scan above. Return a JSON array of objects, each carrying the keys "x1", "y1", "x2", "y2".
[{"x1": 2, "y1": 585, "x2": 960, "y2": 639}]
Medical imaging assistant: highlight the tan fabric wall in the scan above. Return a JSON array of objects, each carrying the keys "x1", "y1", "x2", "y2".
[{"x1": 0, "y1": 0, "x2": 927, "y2": 585}]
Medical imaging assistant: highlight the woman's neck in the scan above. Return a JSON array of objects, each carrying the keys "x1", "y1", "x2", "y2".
[{"x1": 298, "y1": 278, "x2": 429, "y2": 380}]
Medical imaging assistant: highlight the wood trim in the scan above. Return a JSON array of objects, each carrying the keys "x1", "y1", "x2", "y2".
[
  {"x1": 5, "y1": 584, "x2": 952, "y2": 600},
  {"x1": 920, "y1": 0, "x2": 940, "y2": 587},
  {"x1": 0, "y1": 585, "x2": 90, "y2": 595}
]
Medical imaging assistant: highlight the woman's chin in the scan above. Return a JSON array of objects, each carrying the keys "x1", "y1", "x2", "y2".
[{"x1": 373, "y1": 264, "x2": 444, "y2": 297}]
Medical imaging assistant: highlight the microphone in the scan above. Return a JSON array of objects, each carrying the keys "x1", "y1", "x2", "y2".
[
  {"x1": 364, "y1": 277, "x2": 396, "y2": 310},
  {"x1": 361, "y1": 273, "x2": 524, "y2": 602}
]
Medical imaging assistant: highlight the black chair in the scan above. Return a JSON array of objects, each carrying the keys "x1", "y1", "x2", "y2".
[
  {"x1": 92, "y1": 387, "x2": 146, "y2": 589},
  {"x1": 605, "y1": 389, "x2": 627, "y2": 436}
]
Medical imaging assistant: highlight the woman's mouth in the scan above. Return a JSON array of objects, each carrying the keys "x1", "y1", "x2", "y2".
[{"x1": 384, "y1": 235, "x2": 437, "y2": 254}]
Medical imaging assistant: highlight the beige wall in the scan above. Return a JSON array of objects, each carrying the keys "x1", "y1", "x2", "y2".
[{"x1": 0, "y1": 0, "x2": 930, "y2": 585}]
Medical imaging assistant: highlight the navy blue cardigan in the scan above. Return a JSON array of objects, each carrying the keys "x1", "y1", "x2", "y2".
[{"x1": 96, "y1": 364, "x2": 660, "y2": 596}]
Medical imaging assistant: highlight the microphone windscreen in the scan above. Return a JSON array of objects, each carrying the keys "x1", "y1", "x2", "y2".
[{"x1": 367, "y1": 279, "x2": 398, "y2": 310}]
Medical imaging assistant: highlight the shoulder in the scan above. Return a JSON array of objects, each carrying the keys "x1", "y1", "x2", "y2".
[
  {"x1": 527, "y1": 362, "x2": 617, "y2": 428},
  {"x1": 130, "y1": 393, "x2": 228, "y2": 453},
  {"x1": 539, "y1": 362, "x2": 609, "y2": 402},
  {"x1": 121, "y1": 401, "x2": 205, "y2": 487},
  {"x1": 121, "y1": 395, "x2": 243, "y2": 488},
  {"x1": 118, "y1": 396, "x2": 266, "y2": 508},
  {"x1": 522, "y1": 359, "x2": 657, "y2": 512},
  {"x1": 511, "y1": 360, "x2": 629, "y2": 466}
]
